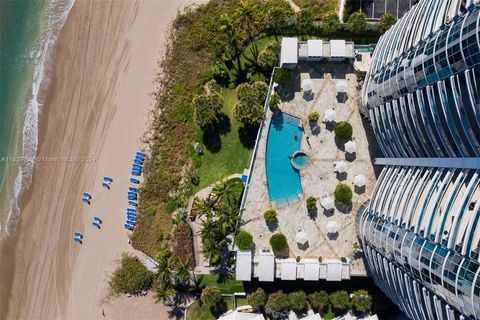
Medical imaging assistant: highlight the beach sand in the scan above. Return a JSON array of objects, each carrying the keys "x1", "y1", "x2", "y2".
[{"x1": 0, "y1": 0, "x2": 199, "y2": 319}]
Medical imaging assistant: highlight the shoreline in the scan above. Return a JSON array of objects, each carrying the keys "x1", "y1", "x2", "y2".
[{"x1": 0, "y1": 1, "x2": 199, "y2": 319}]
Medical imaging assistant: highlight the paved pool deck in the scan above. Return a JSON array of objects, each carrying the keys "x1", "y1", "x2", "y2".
[{"x1": 240, "y1": 62, "x2": 382, "y2": 276}]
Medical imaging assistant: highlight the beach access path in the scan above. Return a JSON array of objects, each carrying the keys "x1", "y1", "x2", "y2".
[{"x1": 0, "y1": 1, "x2": 204, "y2": 320}]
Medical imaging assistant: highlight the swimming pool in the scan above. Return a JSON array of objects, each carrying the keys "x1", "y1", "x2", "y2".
[{"x1": 266, "y1": 112, "x2": 304, "y2": 205}]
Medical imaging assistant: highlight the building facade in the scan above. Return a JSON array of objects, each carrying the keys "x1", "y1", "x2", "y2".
[{"x1": 359, "y1": 0, "x2": 480, "y2": 319}]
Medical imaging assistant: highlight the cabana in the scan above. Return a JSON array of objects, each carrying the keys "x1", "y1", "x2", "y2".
[
  {"x1": 258, "y1": 250, "x2": 275, "y2": 282},
  {"x1": 354, "y1": 174, "x2": 367, "y2": 187},
  {"x1": 326, "y1": 261, "x2": 342, "y2": 281},
  {"x1": 236, "y1": 250, "x2": 252, "y2": 281},
  {"x1": 330, "y1": 40, "x2": 346, "y2": 60},
  {"x1": 321, "y1": 197, "x2": 335, "y2": 210},
  {"x1": 280, "y1": 259, "x2": 297, "y2": 280},
  {"x1": 344, "y1": 141, "x2": 356, "y2": 154},
  {"x1": 302, "y1": 259, "x2": 320, "y2": 281},
  {"x1": 280, "y1": 37, "x2": 298, "y2": 68}
]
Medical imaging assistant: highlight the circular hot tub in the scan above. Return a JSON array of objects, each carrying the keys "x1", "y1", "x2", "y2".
[{"x1": 291, "y1": 151, "x2": 309, "y2": 170}]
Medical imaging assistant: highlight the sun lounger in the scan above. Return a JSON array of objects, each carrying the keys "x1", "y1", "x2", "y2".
[
  {"x1": 124, "y1": 224, "x2": 134, "y2": 231},
  {"x1": 92, "y1": 222, "x2": 101, "y2": 229},
  {"x1": 74, "y1": 238, "x2": 82, "y2": 244},
  {"x1": 127, "y1": 208, "x2": 136, "y2": 212},
  {"x1": 128, "y1": 191, "x2": 137, "y2": 195},
  {"x1": 128, "y1": 196, "x2": 137, "y2": 201},
  {"x1": 127, "y1": 216, "x2": 136, "y2": 222},
  {"x1": 83, "y1": 192, "x2": 92, "y2": 198},
  {"x1": 82, "y1": 198, "x2": 90, "y2": 205},
  {"x1": 128, "y1": 201, "x2": 138, "y2": 207},
  {"x1": 126, "y1": 220, "x2": 136, "y2": 226},
  {"x1": 94, "y1": 217, "x2": 102, "y2": 223},
  {"x1": 74, "y1": 232, "x2": 83, "y2": 238},
  {"x1": 130, "y1": 178, "x2": 140, "y2": 184},
  {"x1": 102, "y1": 182, "x2": 110, "y2": 189},
  {"x1": 103, "y1": 176, "x2": 113, "y2": 182},
  {"x1": 132, "y1": 164, "x2": 142, "y2": 170},
  {"x1": 136, "y1": 151, "x2": 145, "y2": 157},
  {"x1": 131, "y1": 171, "x2": 140, "y2": 176},
  {"x1": 129, "y1": 187, "x2": 138, "y2": 192},
  {"x1": 127, "y1": 213, "x2": 136, "y2": 218}
]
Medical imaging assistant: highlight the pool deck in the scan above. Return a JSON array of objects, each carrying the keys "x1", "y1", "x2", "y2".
[{"x1": 240, "y1": 62, "x2": 381, "y2": 277}]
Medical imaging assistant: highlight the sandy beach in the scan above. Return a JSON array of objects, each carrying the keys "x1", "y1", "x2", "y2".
[{"x1": 0, "y1": 0, "x2": 198, "y2": 319}]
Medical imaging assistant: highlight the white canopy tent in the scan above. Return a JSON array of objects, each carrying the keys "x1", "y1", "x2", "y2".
[
  {"x1": 301, "y1": 79, "x2": 314, "y2": 93},
  {"x1": 302, "y1": 259, "x2": 320, "y2": 281},
  {"x1": 296, "y1": 231, "x2": 308, "y2": 245},
  {"x1": 344, "y1": 141, "x2": 356, "y2": 153},
  {"x1": 258, "y1": 250, "x2": 275, "y2": 282},
  {"x1": 323, "y1": 108, "x2": 336, "y2": 122},
  {"x1": 336, "y1": 80, "x2": 347, "y2": 93},
  {"x1": 334, "y1": 161, "x2": 347, "y2": 173},
  {"x1": 280, "y1": 259, "x2": 297, "y2": 280},
  {"x1": 321, "y1": 197, "x2": 335, "y2": 210},
  {"x1": 354, "y1": 174, "x2": 367, "y2": 187},
  {"x1": 235, "y1": 250, "x2": 252, "y2": 281},
  {"x1": 326, "y1": 221, "x2": 339, "y2": 234}
]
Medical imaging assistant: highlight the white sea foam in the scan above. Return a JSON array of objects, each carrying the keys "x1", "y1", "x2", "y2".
[{"x1": 2, "y1": 0, "x2": 76, "y2": 235}]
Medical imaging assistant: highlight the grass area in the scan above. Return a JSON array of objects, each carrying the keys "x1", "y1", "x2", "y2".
[
  {"x1": 198, "y1": 274, "x2": 245, "y2": 294},
  {"x1": 186, "y1": 297, "x2": 234, "y2": 320},
  {"x1": 235, "y1": 296, "x2": 249, "y2": 308},
  {"x1": 194, "y1": 89, "x2": 253, "y2": 192}
]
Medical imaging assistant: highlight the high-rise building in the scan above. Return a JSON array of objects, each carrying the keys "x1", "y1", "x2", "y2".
[{"x1": 358, "y1": 1, "x2": 480, "y2": 319}]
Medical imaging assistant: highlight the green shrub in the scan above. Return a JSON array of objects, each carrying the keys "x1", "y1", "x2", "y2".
[
  {"x1": 321, "y1": 11, "x2": 340, "y2": 33},
  {"x1": 351, "y1": 290, "x2": 372, "y2": 313},
  {"x1": 201, "y1": 286, "x2": 222, "y2": 307},
  {"x1": 109, "y1": 253, "x2": 154, "y2": 294},
  {"x1": 265, "y1": 291, "x2": 291, "y2": 320},
  {"x1": 270, "y1": 233, "x2": 288, "y2": 252},
  {"x1": 273, "y1": 68, "x2": 293, "y2": 86},
  {"x1": 334, "y1": 121, "x2": 353, "y2": 140},
  {"x1": 347, "y1": 12, "x2": 367, "y2": 33},
  {"x1": 193, "y1": 92, "x2": 223, "y2": 128},
  {"x1": 269, "y1": 93, "x2": 281, "y2": 110},
  {"x1": 341, "y1": 256, "x2": 347, "y2": 263},
  {"x1": 236, "y1": 230, "x2": 253, "y2": 250},
  {"x1": 288, "y1": 290, "x2": 308, "y2": 313},
  {"x1": 264, "y1": 209, "x2": 277, "y2": 223},
  {"x1": 308, "y1": 111, "x2": 319, "y2": 122},
  {"x1": 308, "y1": 290, "x2": 329, "y2": 312},
  {"x1": 318, "y1": 256, "x2": 323, "y2": 262},
  {"x1": 296, "y1": 256, "x2": 301, "y2": 262},
  {"x1": 324, "y1": 309, "x2": 336, "y2": 320},
  {"x1": 257, "y1": 41, "x2": 281, "y2": 70},
  {"x1": 334, "y1": 183, "x2": 352, "y2": 203},
  {"x1": 329, "y1": 290, "x2": 350, "y2": 311},
  {"x1": 247, "y1": 287, "x2": 267, "y2": 310},
  {"x1": 306, "y1": 196, "x2": 317, "y2": 211},
  {"x1": 378, "y1": 13, "x2": 397, "y2": 33}
]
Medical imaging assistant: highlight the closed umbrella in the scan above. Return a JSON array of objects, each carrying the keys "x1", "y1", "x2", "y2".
[
  {"x1": 326, "y1": 221, "x2": 339, "y2": 234},
  {"x1": 296, "y1": 231, "x2": 308, "y2": 245},
  {"x1": 321, "y1": 197, "x2": 335, "y2": 210},
  {"x1": 323, "y1": 108, "x2": 336, "y2": 122},
  {"x1": 344, "y1": 141, "x2": 356, "y2": 154},
  {"x1": 354, "y1": 174, "x2": 367, "y2": 187},
  {"x1": 334, "y1": 161, "x2": 347, "y2": 173}
]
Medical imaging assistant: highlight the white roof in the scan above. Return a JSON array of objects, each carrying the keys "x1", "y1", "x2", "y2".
[
  {"x1": 321, "y1": 197, "x2": 335, "y2": 210},
  {"x1": 299, "y1": 314, "x2": 321, "y2": 320},
  {"x1": 280, "y1": 259, "x2": 297, "y2": 280},
  {"x1": 307, "y1": 39, "x2": 323, "y2": 57},
  {"x1": 326, "y1": 261, "x2": 342, "y2": 281},
  {"x1": 280, "y1": 37, "x2": 298, "y2": 66},
  {"x1": 218, "y1": 308, "x2": 265, "y2": 320},
  {"x1": 235, "y1": 250, "x2": 252, "y2": 281},
  {"x1": 330, "y1": 40, "x2": 346, "y2": 57},
  {"x1": 302, "y1": 259, "x2": 319, "y2": 281},
  {"x1": 344, "y1": 140, "x2": 356, "y2": 153},
  {"x1": 354, "y1": 174, "x2": 367, "y2": 187},
  {"x1": 258, "y1": 250, "x2": 275, "y2": 282}
]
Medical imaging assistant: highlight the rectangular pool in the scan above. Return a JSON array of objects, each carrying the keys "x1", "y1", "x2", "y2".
[{"x1": 265, "y1": 112, "x2": 304, "y2": 205}]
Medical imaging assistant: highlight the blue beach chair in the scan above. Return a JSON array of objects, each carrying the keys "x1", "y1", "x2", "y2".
[
  {"x1": 126, "y1": 220, "x2": 136, "y2": 226},
  {"x1": 129, "y1": 187, "x2": 138, "y2": 192},
  {"x1": 92, "y1": 222, "x2": 101, "y2": 229},
  {"x1": 103, "y1": 176, "x2": 113, "y2": 182},
  {"x1": 130, "y1": 178, "x2": 140, "y2": 184},
  {"x1": 127, "y1": 214, "x2": 136, "y2": 220},
  {"x1": 102, "y1": 182, "x2": 110, "y2": 189},
  {"x1": 93, "y1": 216, "x2": 102, "y2": 224},
  {"x1": 74, "y1": 238, "x2": 82, "y2": 244},
  {"x1": 82, "y1": 198, "x2": 91, "y2": 205},
  {"x1": 74, "y1": 232, "x2": 83, "y2": 238},
  {"x1": 83, "y1": 192, "x2": 92, "y2": 199},
  {"x1": 127, "y1": 208, "x2": 136, "y2": 212},
  {"x1": 133, "y1": 159, "x2": 143, "y2": 165},
  {"x1": 128, "y1": 201, "x2": 138, "y2": 207},
  {"x1": 124, "y1": 224, "x2": 134, "y2": 231},
  {"x1": 131, "y1": 171, "x2": 140, "y2": 176},
  {"x1": 136, "y1": 151, "x2": 145, "y2": 157},
  {"x1": 132, "y1": 164, "x2": 142, "y2": 170}
]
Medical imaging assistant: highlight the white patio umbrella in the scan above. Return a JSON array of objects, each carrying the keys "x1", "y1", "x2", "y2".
[
  {"x1": 321, "y1": 197, "x2": 335, "y2": 210},
  {"x1": 296, "y1": 231, "x2": 308, "y2": 245},
  {"x1": 326, "y1": 221, "x2": 339, "y2": 234},
  {"x1": 354, "y1": 174, "x2": 367, "y2": 187},
  {"x1": 323, "y1": 108, "x2": 336, "y2": 122},
  {"x1": 336, "y1": 80, "x2": 347, "y2": 93},
  {"x1": 334, "y1": 161, "x2": 347, "y2": 173},
  {"x1": 301, "y1": 79, "x2": 314, "y2": 93},
  {"x1": 344, "y1": 140, "x2": 356, "y2": 153}
]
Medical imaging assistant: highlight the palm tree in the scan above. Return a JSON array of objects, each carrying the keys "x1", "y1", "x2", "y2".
[
  {"x1": 174, "y1": 257, "x2": 192, "y2": 286},
  {"x1": 156, "y1": 250, "x2": 175, "y2": 289},
  {"x1": 193, "y1": 197, "x2": 215, "y2": 218},
  {"x1": 235, "y1": 0, "x2": 259, "y2": 58},
  {"x1": 219, "y1": 13, "x2": 243, "y2": 72},
  {"x1": 154, "y1": 285, "x2": 175, "y2": 304}
]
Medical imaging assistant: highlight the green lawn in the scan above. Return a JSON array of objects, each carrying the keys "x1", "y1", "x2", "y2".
[
  {"x1": 194, "y1": 89, "x2": 253, "y2": 192},
  {"x1": 198, "y1": 274, "x2": 245, "y2": 294},
  {"x1": 235, "y1": 296, "x2": 249, "y2": 308},
  {"x1": 186, "y1": 297, "x2": 234, "y2": 320}
]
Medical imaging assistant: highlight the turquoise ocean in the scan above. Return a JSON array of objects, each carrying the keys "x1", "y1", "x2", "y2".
[{"x1": 0, "y1": 0, "x2": 74, "y2": 234}]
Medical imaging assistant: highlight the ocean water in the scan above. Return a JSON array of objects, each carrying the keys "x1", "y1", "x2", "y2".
[{"x1": 0, "y1": 0, "x2": 75, "y2": 234}]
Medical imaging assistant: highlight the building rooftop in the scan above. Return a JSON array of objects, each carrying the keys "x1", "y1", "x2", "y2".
[
  {"x1": 235, "y1": 250, "x2": 252, "y2": 281},
  {"x1": 280, "y1": 37, "x2": 298, "y2": 66}
]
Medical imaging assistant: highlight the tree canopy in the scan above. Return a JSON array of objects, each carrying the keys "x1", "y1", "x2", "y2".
[
  {"x1": 257, "y1": 41, "x2": 281, "y2": 70},
  {"x1": 233, "y1": 81, "x2": 268, "y2": 125},
  {"x1": 265, "y1": 291, "x2": 291, "y2": 320},
  {"x1": 308, "y1": 290, "x2": 329, "y2": 312},
  {"x1": 193, "y1": 92, "x2": 223, "y2": 128},
  {"x1": 272, "y1": 68, "x2": 293, "y2": 86},
  {"x1": 351, "y1": 289, "x2": 372, "y2": 313},
  {"x1": 288, "y1": 290, "x2": 308, "y2": 313},
  {"x1": 236, "y1": 230, "x2": 253, "y2": 250},
  {"x1": 201, "y1": 286, "x2": 222, "y2": 307},
  {"x1": 270, "y1": 233, "x2": 288, "y2": 252},
  {"x1": 264, "y1": 209, "x2": 277, "y2": 223},
  {"x1": 347, "y1": 12, "x2": 367, "y2": 33},
  {"x1": 334, "y1": 183, "x2": 352, "y2": 203},
  {"x1": 269, "y1": 92, "x2": 281, "y2": 110},
  {"x1": 378, "y1": 13, "x2": 397, "y2": 33},
  {"x1": 334, "y1": 121, "x2": 353, "y2": 140},
  {"x1": 306, "y1": 196, "x2": 317, "y2": 211},
  {"x1": 321, "y1": 11, "x2": 340, "y2": 33},
  {"x1": 329, "y1": 290, "x2": 351, "y2": 311},
  {"x1": 247, "y1": 287, "x2": 267, "y2": 310},
  {"x1": 109, "y1": 253, "x2": 154, "y2": 294}
]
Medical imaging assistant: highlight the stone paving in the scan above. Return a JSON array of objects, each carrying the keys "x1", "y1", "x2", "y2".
[{"x1": 240, "y1": 62, "x2": 381, "y2": 276}]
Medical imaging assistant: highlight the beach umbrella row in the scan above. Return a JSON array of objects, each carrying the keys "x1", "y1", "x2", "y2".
[
  {"x1": 125, "y1": 152, "x2": 145, "y2": 231},
  {"x1": 131, "y1": 151, "x2": 145, "y2": 176}
]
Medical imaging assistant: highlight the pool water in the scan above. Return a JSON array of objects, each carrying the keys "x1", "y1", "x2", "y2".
[
  {"x1": 293, "y1": 153, "x2": 308, "y2": 168},
  {"x1": 266, "y1": 113, "x2": 304, "y2": 205}
]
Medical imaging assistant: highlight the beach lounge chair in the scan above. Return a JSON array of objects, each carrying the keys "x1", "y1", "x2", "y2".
[
  {"x1": 74, "y1": 232, "x2": 83, "y2": 238},
  {"x1": 127, "y1": 212, "x2": 136, "y2": 218},
  {"x1": 83, "y1": 192, "x2": 92, "y2": 198},
  {"x1": 133, "y1": 160, "x2": 143, "y2": 165},
  {"x1": 129, "y1": 187, "x2": 138, "y2": 192},
  {"x1": 127, "y1": 216, "x2": 136, "y2": 222},
  {"x1": 132, "y1": 164, "x2": 142, "y2": 170},
  {"x1": 126, "y1": 220, "x2": 136, "y2": 226},
  {"x1": 92, "y1": 222, "x2": 101, "y2": 229},
  {"x1": 130, "y1": 178, "x2": 140, "y2": 184},
  {"x1": 128, "y1": 196, "x2": 137, "y2": 201},
  {"x1": 128, "y1": 201, "x2": 138, "y2": 207},
  {"x1": 82, "y1": 198, "x2": 91, "y2": 205},
  {"x1": 74, "y1": 238, "x2": 82, "y2": 244},
  {"x1": 127, "y1": 191, "x2": 137, "y2": 196},
  {"x1": 134, "y1": 156, "x2": 144, "y2": 163},
  {"x1": 124, "y1": 224, "x2": 134, "y2": 231},
  {"x1": 136, "y1": 151, "x2": 145, "y2": 157},
  {"x1": 131, "y1": 171, "x2": 140, "y2": 176},
  {"x1": 127, "y1": 208, "x2": 136, "y2": 212},
  {"x1": 102, "y1": 182, "x2": 110, "y2": 189},
  {"x1": 103, "y1": 176, "x2": 113, "y2": 182},
  {"x1": 94, "y1": 217, "x2": 102, "y2": 224}
]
